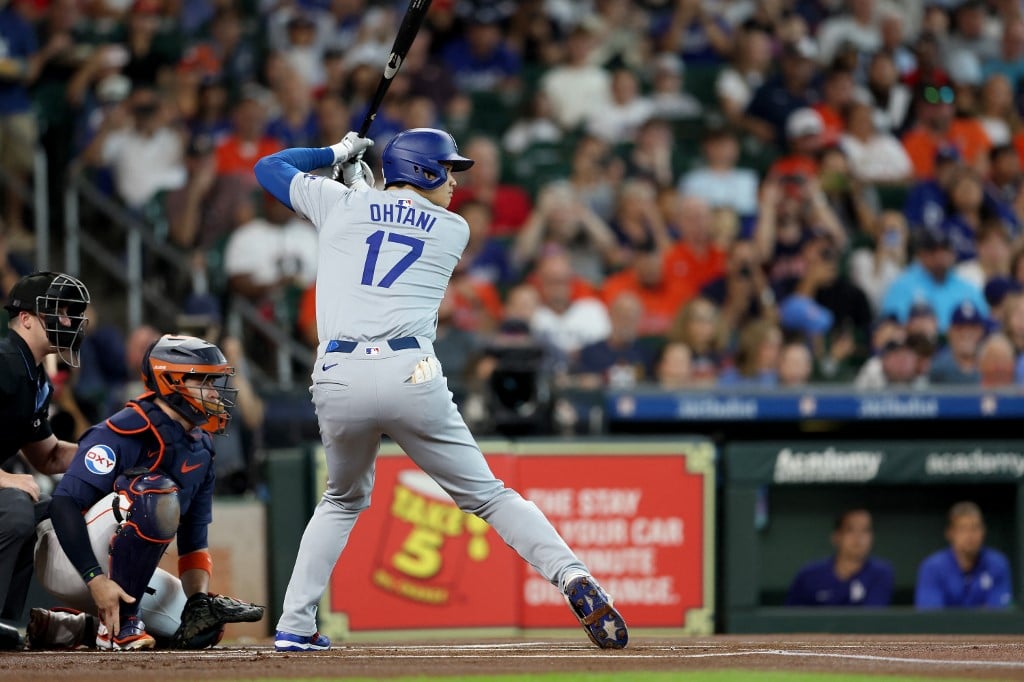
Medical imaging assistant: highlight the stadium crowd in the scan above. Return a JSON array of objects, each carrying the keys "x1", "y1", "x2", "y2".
[{"x1": 2, "y1": 0, "x2": 1024, "y2": 437}]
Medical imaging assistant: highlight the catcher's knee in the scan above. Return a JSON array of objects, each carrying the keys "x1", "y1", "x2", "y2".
[{"x1": 115, "y1": 471, "x2": 180, "y2": 541}]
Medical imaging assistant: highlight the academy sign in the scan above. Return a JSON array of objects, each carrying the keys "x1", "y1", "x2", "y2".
[{"x1": 773, "y1": 446, "x2": 883, "y2": 483}]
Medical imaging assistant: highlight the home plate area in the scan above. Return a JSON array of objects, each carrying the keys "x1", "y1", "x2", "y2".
[{"x1": 2, "y1": 635, "x2": 1023, "y2": 680}]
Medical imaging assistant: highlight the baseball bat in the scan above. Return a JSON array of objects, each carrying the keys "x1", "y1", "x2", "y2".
[{"x1": 359, "y1": 0, "x2": 433, "y2": 138}]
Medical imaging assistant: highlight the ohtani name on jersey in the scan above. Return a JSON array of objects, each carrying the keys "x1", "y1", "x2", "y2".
[{"x1": 369, "y1": 203, "x2": 437, "y2": 233}]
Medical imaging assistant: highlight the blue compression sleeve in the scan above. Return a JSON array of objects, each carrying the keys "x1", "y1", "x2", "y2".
[
  {"x1": 253, "y1": 147, "x2": 336, "y2": 211},
  {"x1": 50, "y1": 494, "x2": 104, "y2": 582}
]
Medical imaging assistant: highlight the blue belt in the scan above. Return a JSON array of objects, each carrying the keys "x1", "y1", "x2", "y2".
[{"x1": 325, "y1": 337, "x2": 420, "y2": 353}]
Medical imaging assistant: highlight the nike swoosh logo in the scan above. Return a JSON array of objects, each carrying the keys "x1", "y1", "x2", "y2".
[
  {"x1": 180, "y1": 461, "x2": 203, "y2": 474},
  {"x1": 322, "y1": 362, "x2": 338, "y2": 371}
]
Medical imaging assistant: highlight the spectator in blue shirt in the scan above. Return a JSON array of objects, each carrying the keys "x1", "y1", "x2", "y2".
[
  {"x1": 881, "y1": 227, "x2": 988, "y2": 333},
  {"x1": 785, "y1": 509, "x2": 894, "y2": 607},
  {"x1": 915, "y1": 501, "x2": 1013, "y2": 609}
]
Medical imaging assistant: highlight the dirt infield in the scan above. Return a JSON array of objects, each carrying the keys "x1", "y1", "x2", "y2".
[{"x1": 2, "y1": 635, "x2": 1023, "y2": 681}]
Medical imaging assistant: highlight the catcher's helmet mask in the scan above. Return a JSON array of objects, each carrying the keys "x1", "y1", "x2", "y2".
[
  {"x1": 382, "y1": 128, "x2": 474, "y2": 190},
  {"x1": 5, "y1": 272, "x2": 91, "y2": 367},
  {"x1": 142, "y1": 334, "x2": 238, "y2": 435}
]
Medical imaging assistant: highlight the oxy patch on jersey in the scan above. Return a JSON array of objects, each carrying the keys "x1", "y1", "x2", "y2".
[{"x1": 84, "y1": 444, "x2": 117, "y2": 475}]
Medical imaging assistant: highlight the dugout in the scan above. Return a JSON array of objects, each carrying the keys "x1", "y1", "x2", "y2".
[{"x1": 721, "y1": 439, "x2": 1024, "y2": 633}]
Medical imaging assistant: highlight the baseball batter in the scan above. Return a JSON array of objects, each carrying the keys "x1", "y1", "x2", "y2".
[{"x1": 254, "y1": 128, "x2": 628, "y2": 651}]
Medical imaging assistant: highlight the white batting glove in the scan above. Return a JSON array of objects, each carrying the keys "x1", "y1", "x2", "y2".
[
  {"x1": 329, "y1": 131, "x2": 374, "y2": 164},
  {"x1": 340, "y1": 158, "x2": 374, "y2": 189},
  {"x1": 407, "y1": 357, "x2": 442, "y2": 384}
]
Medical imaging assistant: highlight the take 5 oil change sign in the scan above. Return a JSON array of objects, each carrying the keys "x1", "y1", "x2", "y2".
[{"x1": 318, "y1": 440, "x2": 715, "y2": 636}]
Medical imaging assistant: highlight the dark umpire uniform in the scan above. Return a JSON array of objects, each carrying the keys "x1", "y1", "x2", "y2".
[
  {"x1": 0, "y1": 330, "x2": 55, "y2": 647},
  {"x1": 0, "y1": 272, "x2": 90, "y2": 649}
]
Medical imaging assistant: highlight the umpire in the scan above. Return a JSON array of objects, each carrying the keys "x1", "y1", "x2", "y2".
[{"x1": 0, "y1": 272, "x2": 90, "y2": 648}]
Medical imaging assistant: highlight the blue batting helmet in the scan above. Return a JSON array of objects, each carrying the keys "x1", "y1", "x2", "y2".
[{"x1": 381, "y1": 128, "x2": 474, "y2": 190}]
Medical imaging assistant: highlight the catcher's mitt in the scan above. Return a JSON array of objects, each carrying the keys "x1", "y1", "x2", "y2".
[{"x1": 173, "y1": 592, "x2": 265, "y2": 649}]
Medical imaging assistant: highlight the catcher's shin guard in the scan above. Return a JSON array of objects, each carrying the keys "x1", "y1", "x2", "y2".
[{"x1": 110, "y1": 472, "x2": 179, "y2": 620}]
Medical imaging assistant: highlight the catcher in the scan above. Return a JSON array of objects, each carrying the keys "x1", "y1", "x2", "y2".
[{"x1": 28, "y1": 334, "x2": 263, "y2": 650}]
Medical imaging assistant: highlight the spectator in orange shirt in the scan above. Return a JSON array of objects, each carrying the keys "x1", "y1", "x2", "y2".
[
  {"x1": 902, "y1": 82, "x2": 991, "y2": 180},
  {"x1": 769, "y1": 107, "x2": 826, "y2": 182},
  {"x1": 601, "y1": 240, "x2": 692, "y2": 337},
  {"x1": 663, "y1": 194, "x2": 727, "y2": 294},
  {"x1": 812, "y1": 66, "x2": 857, "y2": 147},
  {"x1": 215, "y1": 86, "x2": 282, "y2": 185}
]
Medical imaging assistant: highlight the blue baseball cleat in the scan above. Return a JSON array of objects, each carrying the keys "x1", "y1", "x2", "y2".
[
  {"x1": 564, "y1": 576, "x2": 628, "y2": 649},
  {"x1": 274, "y1": 630, "x2": 331, "y2": 652}
]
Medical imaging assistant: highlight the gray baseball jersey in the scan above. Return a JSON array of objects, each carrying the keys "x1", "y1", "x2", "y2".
[
  {"x1": 274, "y1": 172, "x2": 590, "y2": 638},
  {"x1": 289, "y1": 177, "x2": 462, "y2": 346}
]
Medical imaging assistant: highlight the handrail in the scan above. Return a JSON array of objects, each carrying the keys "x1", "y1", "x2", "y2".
[
  {"x1": 63, "y1": 163, "x2": 315, "y2": 388},
  {"x1": 0, "y1": 149, "x2": 51, "y2": 270}
]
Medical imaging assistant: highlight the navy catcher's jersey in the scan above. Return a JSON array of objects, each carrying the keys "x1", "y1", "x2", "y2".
[
  {"x1": 288, "y1": 174, "x2": 469, "y2": 347},
  {"x1": 54, "y1": 402, "x2": 215, "y2": 554}
]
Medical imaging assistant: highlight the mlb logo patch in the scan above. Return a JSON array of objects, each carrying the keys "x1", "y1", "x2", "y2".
[
  {"x1": 397, "y1": 198, "x2": 413, "y2": 207},
  {"x1": 365, "y1": 346, "x2": 381, "y2": 355}
]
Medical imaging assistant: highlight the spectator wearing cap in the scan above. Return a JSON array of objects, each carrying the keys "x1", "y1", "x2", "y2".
[
  {"x1": 903, "y1": 32, "x2": 952, "y2": 91},
  {"x1": 880, "y1": 227, "x2": 989, "y2": 332},
  {"x1": 901, "y1": 81, "x2": 991, "y2": 180},
  {"x1": 648, "y1": 53, "x2": 703, "y2": 122},
  {"x1": 929, "y1": 299, "x2": 989, "y2": 384},
  {"x1": 768, "y1": 108, "x2": 826, "y2": 182},
  {"x1": 854, "y1": 334, "x2": 928, "y2": 390},
  {"x1": 984, "y1": 276, "x2": 1023, "y2": 321},
  {"x1": 906, "y1": 300, "x2": 941, "y2": 347},
  {"x1": 82, "y1": 85, "x2": 187, "y2": 210},
  {"x1": 903, "y1": 144, "x2": 963, "y2": 231},
  {"x1": 277, "y1": 11, "x2": 328, "y2": 89},
  {"x1": 780, "y1": 294, "x2": 833, "y2": 345},
  {"x1": 441, "y1": 14, "x2": 521, "y2": 94},
  {"x1": 744, "y1": 37, "x2": 820, "y2": 146},
  {"x1": 679, "y1": 122, "x2": 759, "y2": 219}
]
